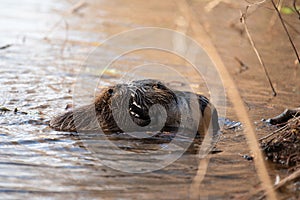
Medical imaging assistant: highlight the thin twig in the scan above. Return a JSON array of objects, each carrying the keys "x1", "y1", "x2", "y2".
[
  {"x1": 240, "y1": 7, "x2": 277, "y2": 96},
  {"x1": 258, "y1": 123, "x2": 288, "y2": 141},
  {"x1": 271, "y1": 0, "x2": 300, "y2": 65},
  {"x1": 259, "y1": 114, "x2": 300, "y2": 141},
  {"x1": 230, "y1": 8, "x2": 300, "y2": 36},
  {"x1": 293, "y1": 0, "x2": 300, "y2": 19}
]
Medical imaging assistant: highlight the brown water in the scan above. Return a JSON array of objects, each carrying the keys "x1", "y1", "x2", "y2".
[{"x1": 0, "y1": 0, "x2": 299, "y2": 199}]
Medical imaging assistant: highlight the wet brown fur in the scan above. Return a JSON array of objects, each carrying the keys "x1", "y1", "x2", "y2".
[{"x1": 50, "y1": 79, "x2": 219, "y2": 137}]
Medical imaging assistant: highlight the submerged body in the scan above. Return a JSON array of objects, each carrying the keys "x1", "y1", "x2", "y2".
[{"x1": 50, "y1": 79, "x2": 220, "y2": 137}]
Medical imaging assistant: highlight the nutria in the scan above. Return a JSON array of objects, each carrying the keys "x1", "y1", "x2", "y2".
[{"x1": 50, "y1": 79, "x2": 220, "y2": 137}]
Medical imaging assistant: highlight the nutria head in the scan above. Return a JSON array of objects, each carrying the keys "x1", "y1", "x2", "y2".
[{"x1": 50, "y1": 79, "x2": 180, "y2": 133}]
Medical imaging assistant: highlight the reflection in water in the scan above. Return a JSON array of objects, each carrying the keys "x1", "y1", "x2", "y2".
[{"x1": 0, "y1": 1, "x2": 203, "y2": 198}]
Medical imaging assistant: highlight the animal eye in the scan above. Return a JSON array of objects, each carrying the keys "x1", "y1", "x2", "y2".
[
  {"x1": 108, "y1": 88, "x2": 114, "y2": 95},
  {"x1": 154, "y1": 83, "x2": 164, "y2": 89}
]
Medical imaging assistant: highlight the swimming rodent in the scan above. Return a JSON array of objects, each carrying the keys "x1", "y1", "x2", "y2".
[{"x1": 50, "y1": 79, "x2": 220, "y2": 137}]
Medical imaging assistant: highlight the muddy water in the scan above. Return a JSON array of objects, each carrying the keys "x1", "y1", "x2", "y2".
[
  {"x1": 0, "y1": 0, "x2": 299, "y2": 199},
  {"x1": 191, "y1": 1, "x2": 300, "y2": 199}
]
